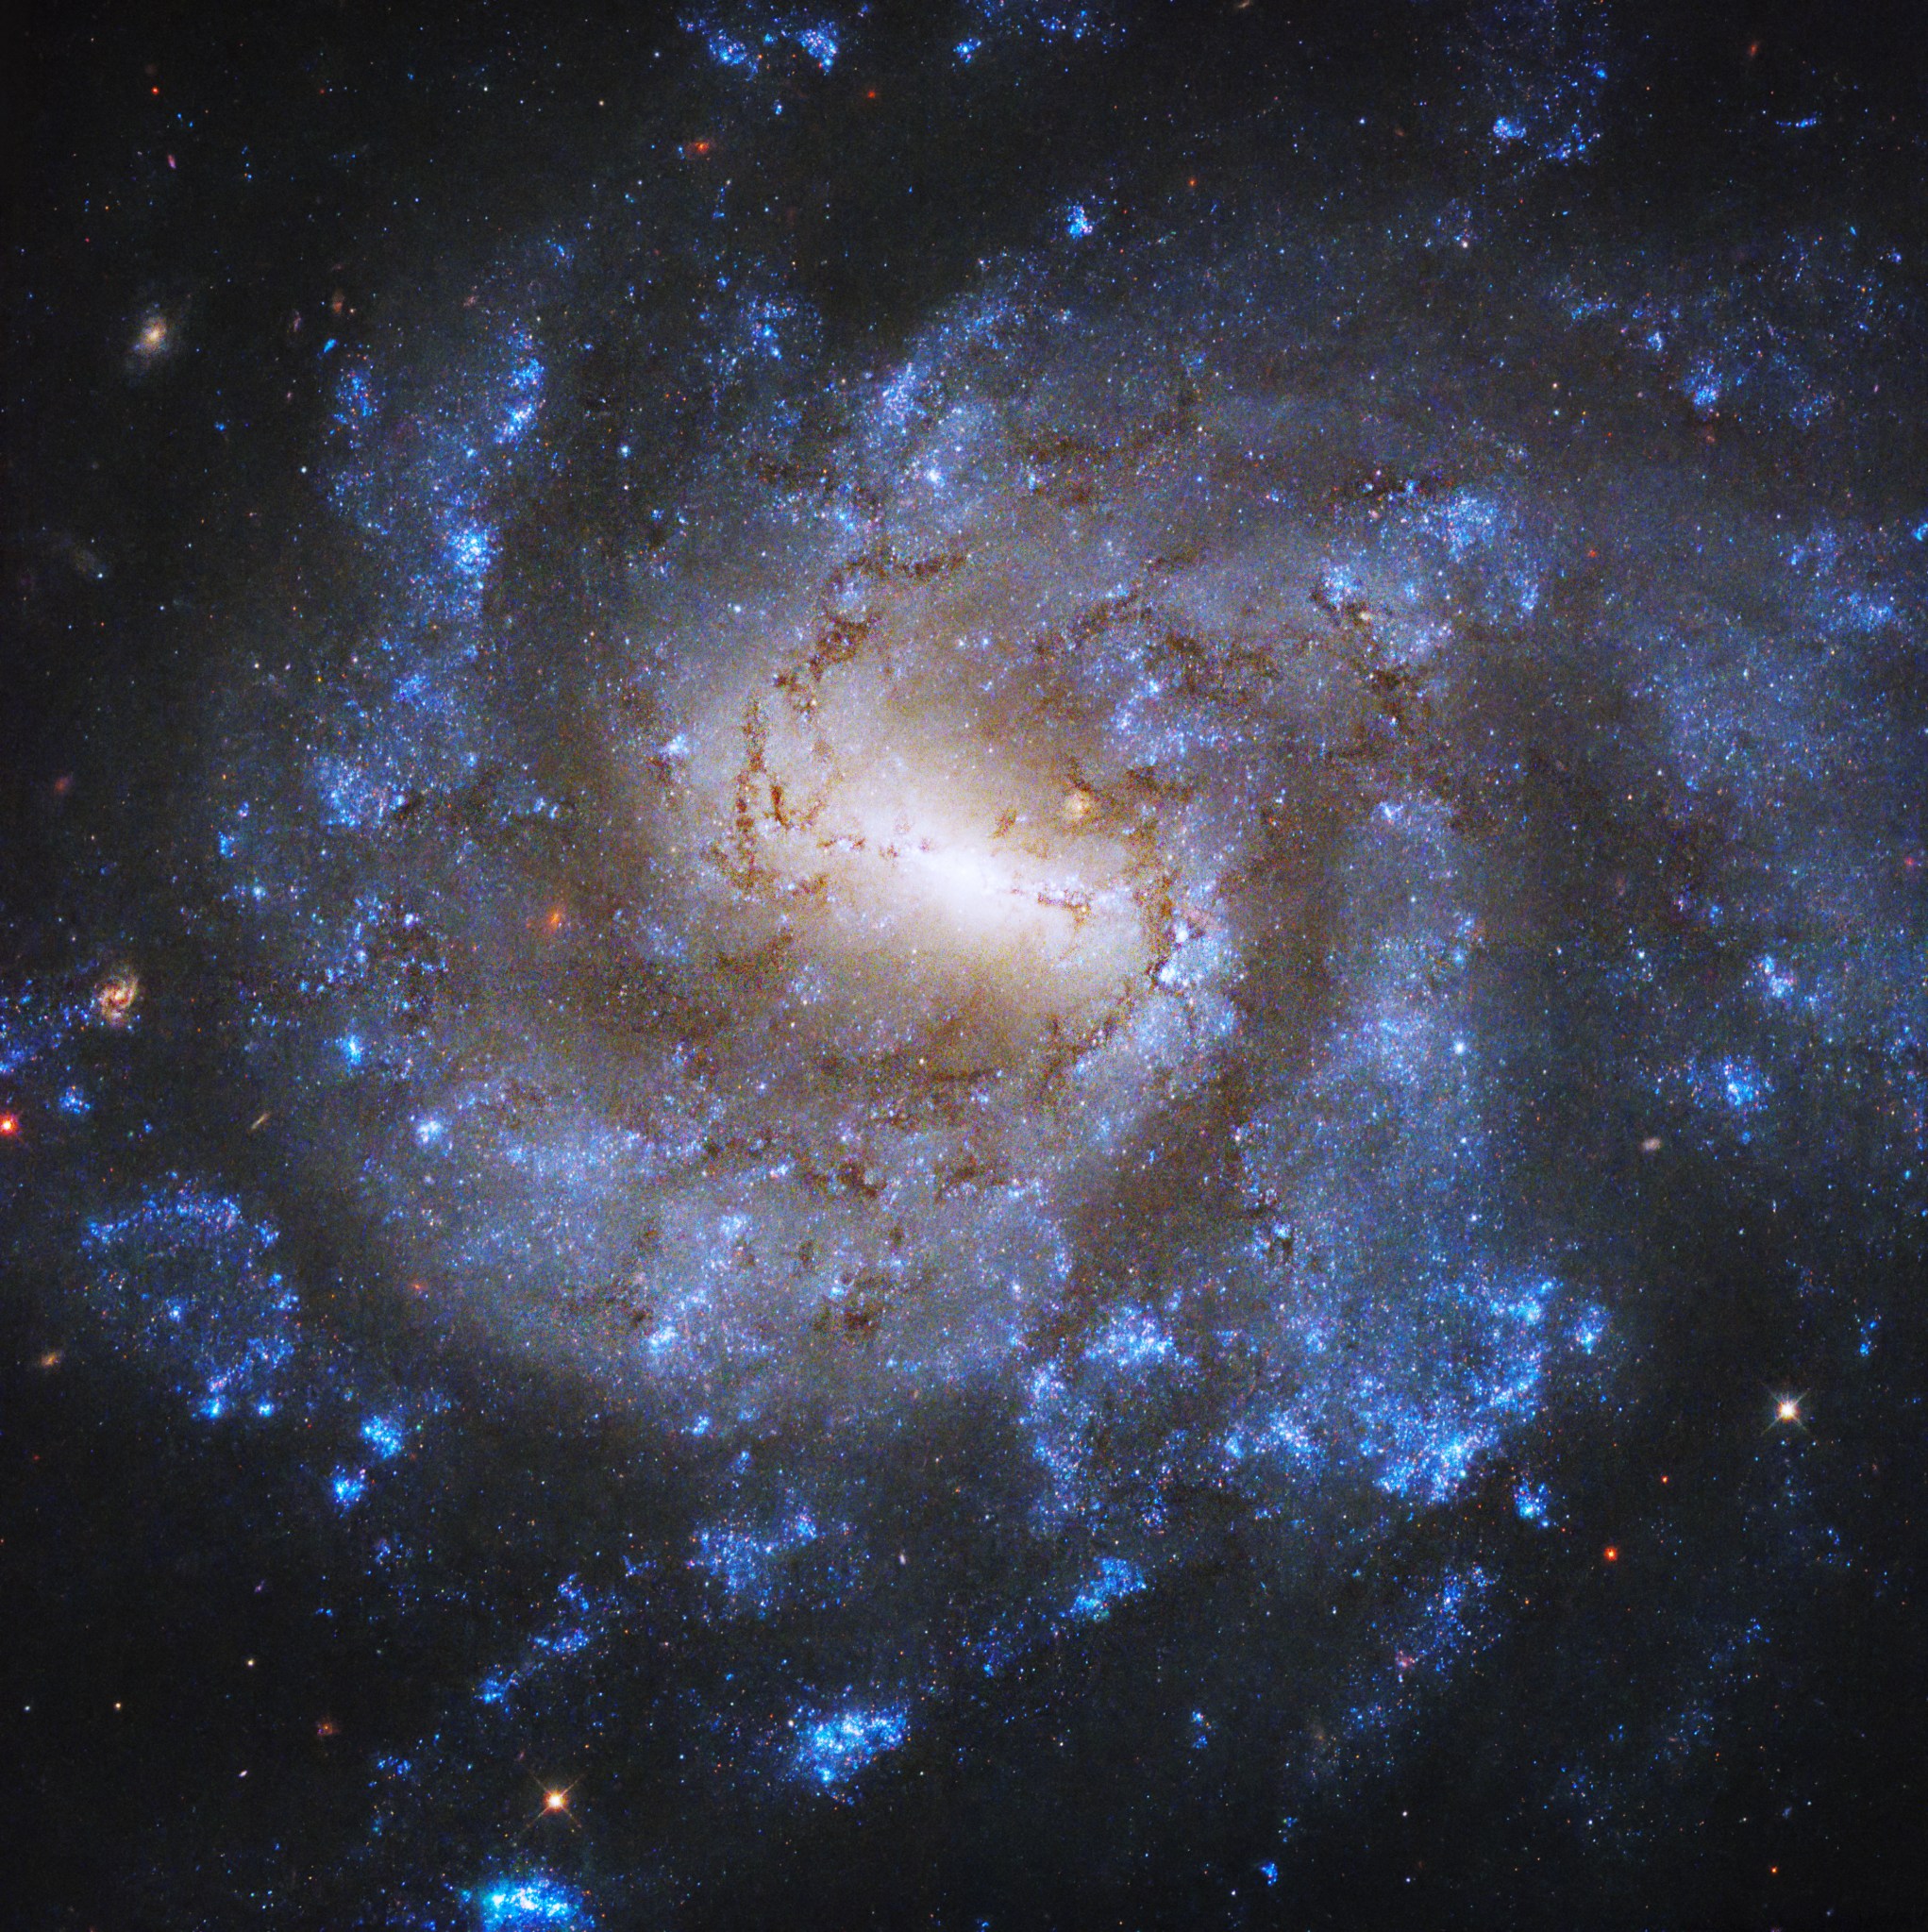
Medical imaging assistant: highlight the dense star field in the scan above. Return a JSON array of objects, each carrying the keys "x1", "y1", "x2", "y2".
[{"x1": 9, "y1": 3, "x2": 1928, "y2": 1926}]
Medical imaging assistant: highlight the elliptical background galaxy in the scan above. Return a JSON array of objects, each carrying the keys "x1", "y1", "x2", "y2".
[{"x1": 9, "y1": 4, "x2": 1928, "y2": 1927}]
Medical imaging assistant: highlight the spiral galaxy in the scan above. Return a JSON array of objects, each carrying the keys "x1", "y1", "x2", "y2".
[{"x1": 12, "y1": 4, "x2": 1928, "y2": 1926}]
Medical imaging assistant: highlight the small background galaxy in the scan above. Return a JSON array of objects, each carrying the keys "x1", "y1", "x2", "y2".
[{"x1": 8, "y1": 3, "x2": 1928, "y2": 1927}]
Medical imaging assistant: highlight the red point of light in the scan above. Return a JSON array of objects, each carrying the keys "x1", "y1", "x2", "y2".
[
  {"x1": 1602, "y1": 1545, "x2": 1618, "y2": 1563},
  {"x1": 0, "y1": 1114, "x2": 20, "y2": 1138}
]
